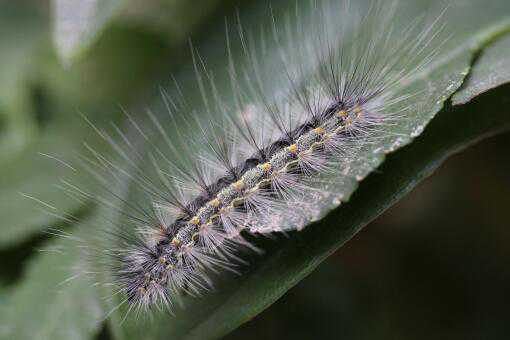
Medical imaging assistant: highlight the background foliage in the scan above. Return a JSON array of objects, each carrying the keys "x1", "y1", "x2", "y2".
[{"x1": 0, "y1": 0, "x2": 509, "y2": 339}]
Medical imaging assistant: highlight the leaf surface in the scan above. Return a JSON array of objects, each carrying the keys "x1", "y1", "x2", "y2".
[{"x1": 453, "y1": 29, "x2": 510, "y2": 105}]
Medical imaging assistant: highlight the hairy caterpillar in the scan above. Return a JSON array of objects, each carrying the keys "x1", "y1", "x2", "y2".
[{"x1": 60, "y1": 0, "x2": 446, "y2": 317}]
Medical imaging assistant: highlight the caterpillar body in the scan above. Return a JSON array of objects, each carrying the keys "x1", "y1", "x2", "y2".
[{"x1": 68, "y1": 0, "x2": 445, "y2": 316}]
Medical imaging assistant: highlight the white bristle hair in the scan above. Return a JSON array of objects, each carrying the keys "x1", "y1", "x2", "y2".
[{"x1": 62, "y1": 0, "x2": 445, "y2": 316}]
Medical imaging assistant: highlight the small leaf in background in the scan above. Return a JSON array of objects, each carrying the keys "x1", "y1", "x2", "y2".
[
  {"x1": 52, "y1": 0, "x2": 124, "y2": 65},
  {"x1": 52, "y1": 0, "x2": 235, "y2": 66}
]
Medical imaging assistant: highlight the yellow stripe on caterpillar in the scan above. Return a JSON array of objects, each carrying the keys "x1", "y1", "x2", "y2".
[
  {"x1": 288, "y1": 144, "x2": 298, "y2": 154},
  {"x1": 258, "y1": 162, "x2": 272, "y2": 172},
  {"x1": 233, "y1": 180, "x2": 245, "y2": 191},
  {"x1": 313, "y1": 126, "x2": 326, "y2": 134}
]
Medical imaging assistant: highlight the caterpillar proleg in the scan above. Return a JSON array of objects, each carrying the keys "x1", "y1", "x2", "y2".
[{"x1": 65, "y1": 0, "x2": 446, "y2": 316}]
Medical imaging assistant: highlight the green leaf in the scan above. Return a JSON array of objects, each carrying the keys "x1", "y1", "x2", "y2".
[
  {"x1": 0, "y1": 215, "x2": 105, "y2": 340},
  {"x1": 106, "y1": 0, "x2": 510, "y2": 338},
  {"x1": 52, "y1": 0, "x2": 125, "y2": 65},
  {"x1": 452, "y1": 31, "x2": 510, "y2": 105}
]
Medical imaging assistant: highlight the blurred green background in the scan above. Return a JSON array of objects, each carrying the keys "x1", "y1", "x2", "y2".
[{"x1": 1, "y1": 0, "x2": 509, "y2": 339}]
